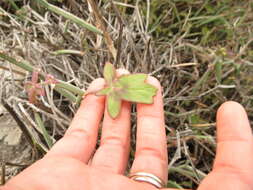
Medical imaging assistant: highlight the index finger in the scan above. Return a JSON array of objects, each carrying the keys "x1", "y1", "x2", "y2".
[
  {"x1": 46, "y1": 79, "x2": 105, "y2": 163},
  {"x1": 130, "y1": 77, "x2": 168, "y2": 184}
]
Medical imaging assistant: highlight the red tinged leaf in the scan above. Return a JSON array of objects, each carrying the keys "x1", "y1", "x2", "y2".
[
  {"x1": 32, "y1": 71, "x2": 39, "y2": 83},
  {"x1": 24, "y1": 71, "x2": 45, "y2": 104},
  {"x1": 45, "y1": 74, "x2": 59, "y2": 85}
]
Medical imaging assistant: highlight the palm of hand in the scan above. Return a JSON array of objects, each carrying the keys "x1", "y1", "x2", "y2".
[
  {"x1": 2, "y1": 75, "x2": 253, "y2": 190},
  {"x1": 6, "y1": 155, "x2": 253, "y2": 190},
  {"x1": 7, "y1": 156, "x2": 157, "y2": 190}
]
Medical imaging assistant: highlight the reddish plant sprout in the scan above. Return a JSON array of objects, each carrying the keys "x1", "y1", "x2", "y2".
[
  {"x1": 25, "y1": 72, "x2": 58, "y2": 104},
  {"x1": 44, "y1": 74, "x2": 59, "y2": 85},
  {"x1": 25, "y1": 71, "x2": 45, "y2": 104}
]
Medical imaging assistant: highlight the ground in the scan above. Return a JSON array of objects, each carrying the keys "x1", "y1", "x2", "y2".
[
  {"x1": 0, "y1": 105, "x2": 31, "y2": 184},
  {"x1": 0, "y1": 0, "x2": 253, "y2": 189}
]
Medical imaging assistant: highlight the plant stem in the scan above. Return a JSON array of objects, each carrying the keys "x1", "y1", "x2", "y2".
[
  {"x1": 167, "y1": 180, "x2": 184, "y2": 189},
  {"x1": 0, "y1": 52, "x2": 85, "y2": 97},
  {"x1": 54, "y1": 86, "x2": 78, "y2": 102},
  {"x1": 1, "y1": 162, "x2": 5, "y2": 185},
  {"x1": 0, "y1": 65, "x2": 26, "y2": 76},
  {"x1": 87, "y1": 0, "x2": 117, "y2": 60},
  {"x1": 52, "y1": 49, "x2": 85, "y2": 56},
  {"x1": 56, "y1": 81, "x2": 84, "y2": 96},
  {"x1": 6, "y1": 0, "x2": 19, "y2": 11},
  {"x1": 34, "y1": 112, "x2": 54, "y2": 148},
  {"x1": 35, "y1": 0, "x2": 102, "y2": 35},
  {"x1": 0, "y1": 52, "x2": 33, "y2": 72}
]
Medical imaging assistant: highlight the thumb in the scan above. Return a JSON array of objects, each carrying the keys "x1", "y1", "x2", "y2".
[{"x1": 199, "y1": 101, "x2": 253, "y2": 189}]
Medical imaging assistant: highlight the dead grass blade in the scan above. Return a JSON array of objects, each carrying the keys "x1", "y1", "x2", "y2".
[{"x1": 87, "y1": 0, "x2": 117, "y2": 60}]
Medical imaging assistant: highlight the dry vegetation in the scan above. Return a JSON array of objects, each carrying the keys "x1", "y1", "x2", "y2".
[{"x1": 0, "y1": 0, "x2": 253, "y2": 189}]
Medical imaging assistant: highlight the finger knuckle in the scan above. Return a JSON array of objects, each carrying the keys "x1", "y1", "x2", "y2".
[{"x1": 101, "y1": 135, "x2": 128, "y2": 150}]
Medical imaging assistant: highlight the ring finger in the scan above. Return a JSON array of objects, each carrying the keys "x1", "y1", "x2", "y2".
[{"x1": 130, "y1": 76, "x2": 168, "y2": 186}]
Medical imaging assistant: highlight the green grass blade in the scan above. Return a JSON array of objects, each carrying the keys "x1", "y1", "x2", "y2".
[
  {"x1": 6, "y1": 0, "x2": 20, "y2": 11},
  {"x1": 54, "y1": 86, "x2": 78, "y2": 103},
  {"x1": 34, "y1": 112, "x2": 54, "y2": 148},
  {"x1": 0, "y1": 52, "x2": 85, "y2": 97},
  {"x1": 214, "y1": 59, "x2": 223, "y2": 84},
  {"x1": 167, "y1": 180, "x2": 184, "y2": 189},
  {"x1": 190, "y1": 69, "x2": 211, "y2": 96},
  {"x1": 35, "y1": 0, "x2": 102, "y2": 35}
]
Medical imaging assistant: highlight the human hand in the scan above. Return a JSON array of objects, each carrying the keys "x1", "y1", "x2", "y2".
[
  {"x1": 0, "y1": 70, "x2": 169, "y2": 190},
  {"x1": 1, "y1": 71, "x2": 253, "y2": 190}
]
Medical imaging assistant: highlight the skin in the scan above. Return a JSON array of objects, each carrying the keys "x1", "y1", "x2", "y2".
[{"x1": 1, "y1": 71, "x2": 253, "y2": 190}]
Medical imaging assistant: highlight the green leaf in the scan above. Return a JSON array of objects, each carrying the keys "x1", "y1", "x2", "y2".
[
  {"x1": 98, "y1": 65, "x2": 158, "y2": 119},
  {"x1": 116, "y1": 74, "x2": 157, "y2": 103},
  {"x1": 118, "y1": 74, "x2": 147, "y2": 84},
  {"x1": 214, "y1": 60, "x2": 223, "y2": 84},
  {"x1": 188, "y1": 114, "x2": 206, "y2": 125},
  {"x1": 96, "y1": 87, "x2": 111, "y2": 96},
  {"x1": 120, "y1": 83, "x2": 157, "y2": 103},
  {"x1": 104, "y1": 62, "x2": 116, "y2": 84},
  {"x1": 107, "y1": 93, "x2": 121, "y2": 119}
]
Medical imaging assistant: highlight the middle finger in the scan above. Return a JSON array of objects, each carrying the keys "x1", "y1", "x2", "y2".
[{"x1": 91, "y1": 69, "x2": 131, "y2": 174}]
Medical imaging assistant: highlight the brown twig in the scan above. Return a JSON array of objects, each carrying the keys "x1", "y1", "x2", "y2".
[
  {"x1": 0, "y1": 65, "x2": 26, "y2": 76},
  {"x1": 5, "y1": 162, "x2": 29, "y2": 167},
  {"x1": 87, "y1": 0, "x2": 117, "y2": 60},
  {"x1": 110, "y1": 0, "x2": 124, "y2": 67},
  {"x1": 0, "y1": 162, "x2": 5, "y2": 185}
]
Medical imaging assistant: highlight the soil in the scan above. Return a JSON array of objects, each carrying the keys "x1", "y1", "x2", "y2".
[{"x1": 0, "y1": 105, "x2": 32, "y2": 184}]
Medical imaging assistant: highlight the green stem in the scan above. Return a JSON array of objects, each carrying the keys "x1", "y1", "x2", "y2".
[
  {"x1": 6, "y1": 0, "x2": 19, "y2": 10},
  {"x1": 34, "y1": 112, "x2": 54, "y2": 148},
  {"x1": 56, "y1": 81, "x2": 84, "y2": 96},
  {"x1": 75, "y1": 94, "x2": 83, "y2": 107},
  {"x1": 35, "y1": 0, "x2": 102, "y2": 35},
  {"x1": 54, "y1": 86, "x2": 78, "y2": 102},
  {"x1": 0, "y1": 52, "x2": 34, "y2": 72},
  {"x1": 0, "y1": 52, "x2": 85, "y2": 96},
  {"x1": 167, "y1": 181, "x2": 184, "y2": 189}
]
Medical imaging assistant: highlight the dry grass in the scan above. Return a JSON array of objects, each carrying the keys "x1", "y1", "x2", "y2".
[{"x1": 0, "y1": 0, "x2": 253, "y2": 189}]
